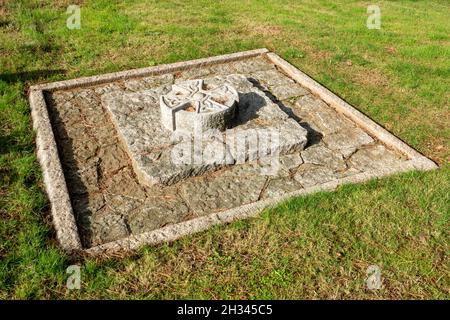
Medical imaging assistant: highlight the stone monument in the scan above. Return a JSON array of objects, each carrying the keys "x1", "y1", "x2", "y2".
[{"x1": 28, "y1": 49, "x2": 437, "y2": 255}]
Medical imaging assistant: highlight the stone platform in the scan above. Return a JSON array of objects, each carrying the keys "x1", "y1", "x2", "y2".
[
  {"x1": 101, "y1": 74, "x2": 308, "y2": 186},
  {"x1": 29, "y1": 49, "x2": 437, "y2": 255}
]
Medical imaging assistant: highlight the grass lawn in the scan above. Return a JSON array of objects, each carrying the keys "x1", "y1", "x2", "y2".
[{"x1": 0, "y1": 0, "x2": 449, "y2": 299}]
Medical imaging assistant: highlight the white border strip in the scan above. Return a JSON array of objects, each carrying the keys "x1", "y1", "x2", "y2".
[
  {"x1": 30, "y1": 48, "x2": 269, "y2": 92},
  {"x1": 29, "y1": 90, "x2": 82, "y2": 251}
]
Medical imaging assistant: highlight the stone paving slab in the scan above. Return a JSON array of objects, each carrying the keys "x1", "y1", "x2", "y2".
[{"x1": 29, "y1": 49, "x2": 437, "y2": 255}]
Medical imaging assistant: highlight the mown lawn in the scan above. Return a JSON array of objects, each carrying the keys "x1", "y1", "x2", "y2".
[{"x1": 0, "y1": 0, "x2": 449, "y2": 299}]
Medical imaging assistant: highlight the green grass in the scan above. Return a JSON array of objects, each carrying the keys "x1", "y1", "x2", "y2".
[{"x1": 0, "y1": 0, "x2": 449, "y2": 299}]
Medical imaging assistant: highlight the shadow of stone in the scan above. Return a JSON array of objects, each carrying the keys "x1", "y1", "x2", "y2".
[
  {"x1": 44, "y1": 92, "x2": 93, "y2": 248},
  {"x1": 245, "y1": 77, "x2": 323, "y2": 147},
  {"x1": 298, "y1": 122, "x2": 323, "y2": 147},
  {"x1": 231, "y1": 91, "x2": 267, "y2": 126}
]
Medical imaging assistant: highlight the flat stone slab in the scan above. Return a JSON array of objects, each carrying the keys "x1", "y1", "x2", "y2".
[{"x1": 28, "y1": 49, "x2": 437, "y2": 255}]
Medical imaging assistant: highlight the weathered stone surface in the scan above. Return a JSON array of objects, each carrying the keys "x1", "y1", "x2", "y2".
[
  {"x1": 104, "y1": 194, "x2": 144, "y2": 216},
  {"x1": 348, "y1": 144, "x2": 405, "y2": 172},
  {"x1": 294, "y1": 95, "x2": 354, "y2": 135},
  {"x1": 232, "y1": 57, "x2": 275, "y2": 73},
  {"x1": 235, "y1": 89, "x2": 290, "y2": 124},
  {"x1": 209, "y1": 63, "x2": 239, "y2": 75},
  {"x1": 180, "y1": 165, "x2": 267, "y2": 215},
  {"x1": 207, "y1": 74, "x2": 255, "y2": 92},
  {"x1": 271, "y1": 84, "x2": 309, "y2": 101},
  {"x1": 208, "y1": 57, "x2": 274, "y2": 75},
  {"x1": 294, "y1": 164, "x2": 337, "y2": 187},
  {"x1": 65, "y1": 161, "x2": 99, "y2": 195},
  {"x1": 261, "y1": 178, "x2": 303, "y2": 199},
  {"x1": 279, "y1": 152, "x2": 304, "y2": 170},
  {"x1": 128, "y1": 196, "x2": 189, "y2": 234},
  {"x1": 124, "y1": 74, "x2": 174, "y2": 92},
  {"x1": 93, "y1": 83, "x2": 122, "y2": 95},
  {"x1": 301, "y1": 144, "x2": 347, "y2": 171},
  {"x1": 72, "y1": 192, "x2": 105, "y2": 217},
  {"x1": 90, "y1": 210, "x2": 130, "y2": 245},
  {"x1": 138, "y1": 146, "x2": 228, "y2": 186},
  {"x1": 335, "y1": 167, "x2": 361, "y2": 179},
  {"x1": 47, "y1": 98, "x2": 80, "y2": 125},
  {"x1": 98, "y1": 144, "x2": 128, "y2": 177},
  {"x1": 160, "y1": 79, "x2": 239, "y2": 132},
  {"x1": 323, "y1": 126, "x2": 374, "y2": 158},
  {"x1": 176, "y1": 68, "x2": 212, "y2": 81},
  {"x1": 71, "y1": 142, "x2": 98, "y2": 164},
  {"x1": 103, "y1": 168, "x2": 147, "y2": 200},
  {"x1": 218, "y1": 161, "x2": 266, "y2": 177},
  {"x1": 251, "y1": 69, "x2": 294, "y2": 87}
]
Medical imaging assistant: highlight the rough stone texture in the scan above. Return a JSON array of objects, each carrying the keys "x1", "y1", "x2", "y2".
[
  {"x1": 127, "y1": 194, "x2": 190, "y2": 234},
  {"x1": 301, "y1": 144, "x2": 347, "y2": 171},
  {"x1": 102, "y1": 74, "x2": 308, "y2": 187},
  {"x1": 179, "y1": 164, "x2": 268, "y2": 215},
  {"x1": 90, "y1": 210, "x2": 130, "y2": 245},
  {"x1": 251, "y1": 69, "x2": 295, "y2": 87},
  {"x1": 261, "y1": 177, "x2": 303, "y2": 199},
  {"x1": 348, "y1": 144, "x2": 407, "y2": 172},
  {"x1": 159, "y1": 79, "x2": 239, "y2": 132},
  {"x1": 323, "y1": 127, "x2": 374, "y2": 158},
  {"x1": 294, "y1": 95, "x2": 355, "y2": 135},
  {"x1": 29, "y1": 91, "x2": 83, "y2": 251},
  {"x1": 279, "y1": 152, "x2": 304, "y2": 170},
  {"x1": 270, "y1": 83, "x2": 309, "y2": 101},
  {"x1": 32, "y1": 51, "x2": 436, "y2": 254},
  {"x1": 294, "y1": 164, "x2": 338, "y2": 187}
]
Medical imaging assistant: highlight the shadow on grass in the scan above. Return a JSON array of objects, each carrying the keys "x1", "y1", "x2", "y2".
[{"x1": 0, "y1": 69, "x2": 66, "y2": 84}]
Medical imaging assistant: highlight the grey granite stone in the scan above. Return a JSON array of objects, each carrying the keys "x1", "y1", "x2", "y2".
[
  {"x1": 348, "y1": 144, "x2": 406, "y2": 172},
  {"x1": 279, "y1": 152, "x2": 304, "y2": 170},
  {"x1": 97, "y1": 144, "x2": 128, "y2": 177},
  {"x1": 90, "y1": 210, "x2": 130, "y2": 245},
  {"x1": 301, "y1": 144, "x2": 347, "y2": 171},
  {"x1": 232, "y1": 57, "x2": 275, "y2": 73},
  {"x1": 323, "y1": 126, "x2": 374, "y2": 158},
  {"x1": 180, "y1": 165, "x2": 267, "y2": 215},
  {"x1": 176, "y1": 68, "x2": 212, "y2": 81},
  {"x1": 294, "y1": 95, "x2": 354, "y2": 135},
  {"x1": 294, "y1": 164, "x2": 337, "y2": 187},
  {"x1": 64, "y1": 158, "x2": 100, "y2": 196},
  {"x1": 104, "y1": 194, "x2": 144, "y2": 216},
  {"x1": 103, "y1": 168, "x2": 147, "y2": 200},
  {"x1": 251, "y1": 69, "x2": 294, "y2": 87},
  {"x1": 128, "y1": 196, "x2": 189, "y2": 234},
  {"x1": 72, "y1": 192, "x2": 105, "y2": 217},
  {"x1": 159, "y1": 79, "x2": 239, "y2": 132},
  {"x1": 261, "y1": 178, "x2": 303, "y2": 199},
  {"x1": 271, "y1": 83, "x2": 309, "y2": 101},
  {"x1": 124, "y1": 74, "x2": 174, "y2": 92}
]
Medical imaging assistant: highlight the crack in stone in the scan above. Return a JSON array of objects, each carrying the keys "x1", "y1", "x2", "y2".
[
  {"x1": 175, "y1": 182, "x2": 196, "y2": 217},
  {"x1": 122, "y1": 215, "x2": 132, "y2": 235},
  {"x1": 257, "y1": 176, "x2": 271, "y2": 201}
]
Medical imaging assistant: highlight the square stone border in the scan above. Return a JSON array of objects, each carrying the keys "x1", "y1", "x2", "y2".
[{"x1": 28, "y1": 48, "x2": 438, "y2": 256}]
